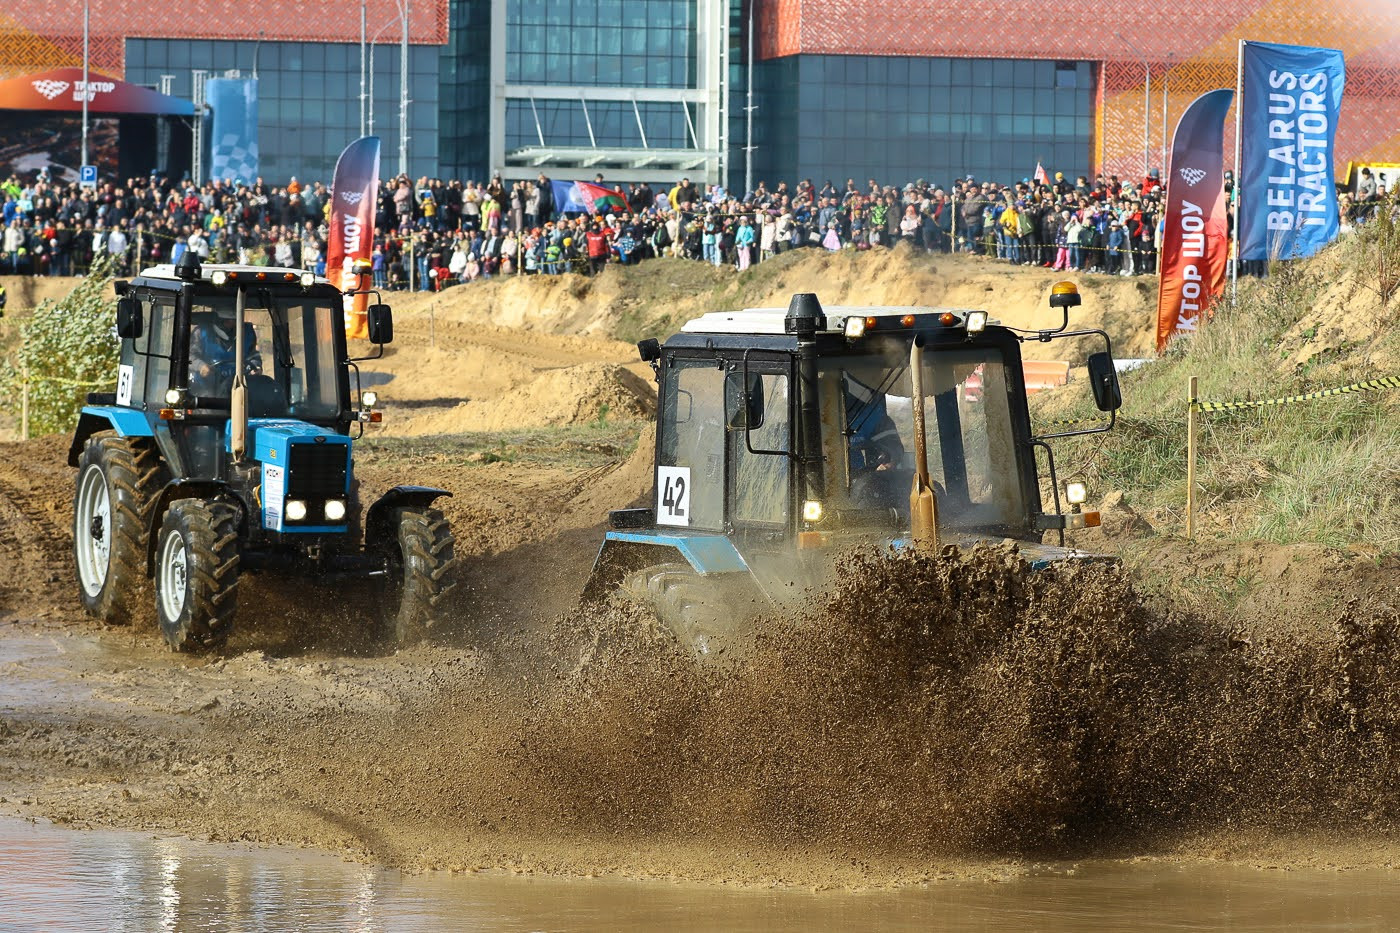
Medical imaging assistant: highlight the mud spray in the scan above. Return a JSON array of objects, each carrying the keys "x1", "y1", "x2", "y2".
[{"x1": 288, "y1": 545, "x2": 1397, "y2": 876}]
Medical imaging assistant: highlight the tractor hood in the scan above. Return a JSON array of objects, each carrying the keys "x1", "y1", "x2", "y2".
[{"x1": 224, "y1": 418, "x2": 351, "y2": 464}]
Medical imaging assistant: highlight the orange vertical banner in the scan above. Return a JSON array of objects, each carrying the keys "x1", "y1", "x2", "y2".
[
  {"x1": 327, "y1": 136, "x2": 380, "y2": 340},
  {"x1": 1156, "y1": 89, "x2": 1234, "y2": 353}
]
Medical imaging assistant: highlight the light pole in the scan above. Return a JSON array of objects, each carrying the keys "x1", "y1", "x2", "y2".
[
  {"x1": 398, "y1": 0, "x2": 411, "y2": 178},
  {"x1": 367, "y1": 15, "x2": 398, "y2": 138},
  {"x1": 80, "y1": 0, "x2": 90, "y2": 168},
  {"x1": 252, "y1": 30, "x2": 265, "y2": 79},
  {"x1": 1116, "y1": 32, "x2": 1151, "y2": 180},
  {"x1": 359, "y1": 1, "x2": 367, "y2": 138},
  {"x1": 1160, "y1": 52, "x2": 1174, "y2": 171}
]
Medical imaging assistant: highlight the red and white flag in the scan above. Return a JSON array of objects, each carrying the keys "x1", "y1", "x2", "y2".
[{"x1": 1033, "y1": 162, "x2": 1050, "y2": 185}]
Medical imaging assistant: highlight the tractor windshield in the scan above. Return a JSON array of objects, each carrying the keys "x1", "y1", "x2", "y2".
[
  {"x1": 187, "y1": 293, "x2": 343, "y2": 420},
  {"x1": 817, "y1": 336, "x2": 1027, "y2": 535}
]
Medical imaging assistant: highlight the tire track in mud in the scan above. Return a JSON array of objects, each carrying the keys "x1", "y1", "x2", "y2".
[
  {"x1": 0, "y1": 438, "x2": 73, "y2": 620},
  {"x1": 392, "y1": 319, "x2": 633, "y2": 372}
]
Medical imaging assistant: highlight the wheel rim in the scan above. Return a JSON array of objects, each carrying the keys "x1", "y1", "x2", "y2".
[
  {"x1": 75, "y1": 464, "x2": 112, "y2": 598},
  {"x1": 159, "y1": 529, "x2": 189, "y2": 623}
]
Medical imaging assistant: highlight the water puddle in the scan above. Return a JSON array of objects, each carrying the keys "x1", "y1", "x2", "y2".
[{"x1": 0, "y1": 818, "x2": 1396, "y2": 931}]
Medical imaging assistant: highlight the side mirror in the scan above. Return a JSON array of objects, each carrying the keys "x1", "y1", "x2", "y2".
[
  {"x1": 1086, "y1": 351, "x2": 1121, "y2": 412},
  {"x1": 726, "y1": 370, "x2": 764, "y2": 430},
  {"x1": 116, "y1": 297, "x2": 143, "y2": 339},
  {"x1": 367, "y1": 304, "x2": 393, "y2": 344},
  {"x1": 637, "y1": 338, "x2": 661, "y2": 362}
]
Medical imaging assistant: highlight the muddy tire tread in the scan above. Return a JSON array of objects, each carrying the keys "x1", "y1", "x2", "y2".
[{"x1": 74, "y1": 432, "x2": 166, "y2": 624}]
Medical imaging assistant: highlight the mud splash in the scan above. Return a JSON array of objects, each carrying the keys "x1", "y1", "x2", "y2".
[{"x1": 403, "y1": 546, "x2": 1400, "y2": 867}]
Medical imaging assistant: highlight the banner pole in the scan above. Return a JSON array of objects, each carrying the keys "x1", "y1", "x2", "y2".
[
  {"x1": 1186, "y1": 374, "x2": 1198, "y2": 539},
  {"x1": 1231, "y1": 40, "x2": 1245, "y2": 306}
]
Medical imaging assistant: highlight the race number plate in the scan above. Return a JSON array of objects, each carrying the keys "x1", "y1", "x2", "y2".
[
  {"x1": 656, "y1": 466, "x2": 691, "y2": 527},
  {"x1": 115, "y1": 364, "x2": 134, "y2": 406}
]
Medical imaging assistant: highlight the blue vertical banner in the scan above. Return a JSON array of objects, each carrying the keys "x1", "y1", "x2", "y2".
[
  {"x1": 206, "y1": 78, "x2": 260, "y2": 183},
  {"x1": 1238, "y1": 41, "x2": 1346, "y2": 262}
]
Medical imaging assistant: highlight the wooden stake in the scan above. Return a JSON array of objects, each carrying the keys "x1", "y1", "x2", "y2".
[{"x1": 1186, "y1": 375, "x2": 1198, "y2": 539}]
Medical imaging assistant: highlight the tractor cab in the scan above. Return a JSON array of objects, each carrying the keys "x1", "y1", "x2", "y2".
[
  {"x1": 69, "y1": 252, "x2": 456, "y2": 652},
  {"x1": 586, "y1": 287, "x2": 1122, "y2": 654}
]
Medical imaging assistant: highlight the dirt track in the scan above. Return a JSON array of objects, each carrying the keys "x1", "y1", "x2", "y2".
[{"x1": 1, "y1": 253, "x2": 1398, "y2": 885}]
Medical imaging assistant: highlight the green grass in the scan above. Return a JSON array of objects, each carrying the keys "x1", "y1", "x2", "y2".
[{"x1": 1034, "y1": 228, "x2": 1400, "y2": 552}]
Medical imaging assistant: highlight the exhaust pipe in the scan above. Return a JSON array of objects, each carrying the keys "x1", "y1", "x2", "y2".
[
  {"x1": 230, "y1": 285, "x2": 248, "y2": 463},
  {"x1": 908, "y1": 335, "x2": 940, "y2": 549}
]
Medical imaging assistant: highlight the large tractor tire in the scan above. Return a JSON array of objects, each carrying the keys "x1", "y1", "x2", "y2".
[
  {"x1": 73, "y1": 433, "x2": 166, "y2": 625},
  {"x1": 382, "y1": 506, "x2": 456, "y2": 647},
  {"x1": 154, "y1": 499, "x2": 240, "y2": 653},
  {"x1": 619, "y1": 563, "x2": 754, "y2": 660}
]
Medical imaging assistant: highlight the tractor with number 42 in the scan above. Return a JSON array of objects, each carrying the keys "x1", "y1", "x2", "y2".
[
  {"x1": 584, "y1": 285, "x2": 1124, "y2": 657},
  {"x1": 69, "y1": 252, "x2": 456, "y2": 652}
]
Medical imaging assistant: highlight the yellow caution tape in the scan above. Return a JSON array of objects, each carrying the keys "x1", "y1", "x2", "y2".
[{"x1": 1191, "y1": 376, "x2": 1399, "y2": 413}]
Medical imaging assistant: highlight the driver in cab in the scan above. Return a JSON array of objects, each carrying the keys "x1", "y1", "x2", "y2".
[{"x1": 190, "y1": 306, "x2": 262, "y2": 398}]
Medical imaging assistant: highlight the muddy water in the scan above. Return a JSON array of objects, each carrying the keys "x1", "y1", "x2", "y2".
[{"x1": 0, "y1": 819, "x2": 1395, "y2": 932}]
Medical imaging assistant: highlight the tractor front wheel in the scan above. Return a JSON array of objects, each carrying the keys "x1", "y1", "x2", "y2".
[
  {"x1": 154, "y1": 499, "x2": 241, "y2": 653},
  {"x1": 382, "y1": 506, "x2": 456, "y2": 647},
  {"x1": 619, "y1": 563, "x2": 754, "y2": 660},
  {"x1": 73, "y1": 433, "x2": 165, "y2": 624}
]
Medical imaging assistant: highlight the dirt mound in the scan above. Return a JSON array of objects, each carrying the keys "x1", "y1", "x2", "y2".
[
  {"x1": 390, "y1": 250, "x2": 1160, "y2": 362},
  {"x1": 387, "y1": 364, "x2": 654, "y2": 435},
  {"x1": 0, "y1": 276, "x2": 99, "y2": 313}
]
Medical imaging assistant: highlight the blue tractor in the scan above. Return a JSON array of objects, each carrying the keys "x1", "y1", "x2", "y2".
[
  {"x1": 69, "y1": 252, "x2": 455, "y2": 651},
  {"x1": 585, "y1": 287, "x2": 1123, "y2": 656}
]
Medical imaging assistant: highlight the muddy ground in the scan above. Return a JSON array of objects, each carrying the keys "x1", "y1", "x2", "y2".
[{"x1": 1, "y1": 254, "x2": 1397, "y2": 886}]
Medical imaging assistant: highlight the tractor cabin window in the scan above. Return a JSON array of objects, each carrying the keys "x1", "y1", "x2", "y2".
[
  {"x1": 726, "y1": 369, "x2": 790, "y2": 527},
  {"x1": 658, "y1": 358, "x2": 725, "y2": 532}
]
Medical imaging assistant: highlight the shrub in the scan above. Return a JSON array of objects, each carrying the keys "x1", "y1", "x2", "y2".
[{"x1": 0, "y1": 257, "x2": 118, "y2": 436}]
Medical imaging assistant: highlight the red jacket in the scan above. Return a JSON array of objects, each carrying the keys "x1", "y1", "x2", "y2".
[{"x1": 585, "y1": 230, "x2": 609, "y2": 258}]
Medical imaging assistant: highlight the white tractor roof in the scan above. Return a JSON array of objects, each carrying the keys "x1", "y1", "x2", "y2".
[
  {"x1": 138, "y1": 263, "x2": 328, "y2": 285},
  {"x1": 680, "y1": 305, "x2": 992, "y2": 336}
]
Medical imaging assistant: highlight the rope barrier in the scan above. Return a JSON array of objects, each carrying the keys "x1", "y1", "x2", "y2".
[{"x1": 1191, "y1": 376, "x2": 1399, "y2": 412}]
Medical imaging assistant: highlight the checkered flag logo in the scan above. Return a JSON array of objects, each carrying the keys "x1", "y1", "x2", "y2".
[
  {"x1": 1178, "y1": 166, "x2": 1208, "y2": 186},
  {"x1": 32, "y1": 79, "x2": 69, "y2": 100},
  {"x1": 340, "y1": 191, "x2": 363, "y2": 205}
]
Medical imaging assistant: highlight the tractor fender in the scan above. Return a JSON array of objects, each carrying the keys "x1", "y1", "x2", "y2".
[
  {"x1": 68, "y1": 406, "x2": 154, "y2": 467},
  {"x1": 145, "y1": 479, "x2": 244, "y2": 576},
  {"x1": 581, "y1": 532, "x2": 750, "y2": 603},
  {"x1": 364, "y1": 485, "x2": 453, "y2": 551}
]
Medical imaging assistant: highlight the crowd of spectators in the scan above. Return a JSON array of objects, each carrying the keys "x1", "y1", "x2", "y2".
[{"x1": 2, "y1": 163, "x2": 1395, "y2": 291}]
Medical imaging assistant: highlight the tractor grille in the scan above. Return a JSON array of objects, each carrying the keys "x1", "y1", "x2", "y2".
[{"x1": 287, "y1": 443, "x2": 349, "y2": 500}]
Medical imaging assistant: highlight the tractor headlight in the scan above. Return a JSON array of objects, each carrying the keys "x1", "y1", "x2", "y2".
[
  {"x1": 324, "y1": 499, "x2": 347, "y2": 522},
  {"x1": 285, "y1": 499, "x2": 308, "y2": 521},
  {"x1": 300, "y1": 271, "x2": 316, "y2": 287},
  {"x1": 843, "y1": 316, "x2": 867, "y2": 339},
  {"x1": 164, "y1": 387, "x2": 188, "y2": 406},
  {"x1": 965, "y1": 310, "x2": 988, "y2": 333},
  {"x1": 362, "y1": 391, "x2": 378, "y2": 408},
  {"x1": 802, "y1": 499, "x2": 825, "y2": 523},
  {"x1": 211, "y1": 269, "x2": 228, "y2": 286},
  {"x1": 1065, "y1": 482, "x2": 1088, "y2": 505}
]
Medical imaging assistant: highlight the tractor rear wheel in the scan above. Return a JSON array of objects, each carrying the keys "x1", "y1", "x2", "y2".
[
  {"x1": 619, "y1": 563, "x2": 753, "y2": 660},
  {"x1": 73, "y1": 433, "x2": 166, "y2": 625},
  {"x1": 382, "y1": 506, "x2": 456, "y2": 647},
  {"x1": 154, "y1": 499, "x2": 241, "y2": 653}
]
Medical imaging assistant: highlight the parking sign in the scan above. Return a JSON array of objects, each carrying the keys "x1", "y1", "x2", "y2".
[{"x1": 79, "y1": 165, "x2": 97, "y2": 187}]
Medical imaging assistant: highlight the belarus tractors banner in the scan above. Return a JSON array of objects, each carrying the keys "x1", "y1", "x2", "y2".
[
  {"x1": 1156, "y1": 89, "x2": 1234, "y2": 353},
  {"x1": 1238, "y1": 41, "x2": 1347, "y2": 262},
  {"x1": 328, "y1": 136, "x2": 381, "y2": 339}
]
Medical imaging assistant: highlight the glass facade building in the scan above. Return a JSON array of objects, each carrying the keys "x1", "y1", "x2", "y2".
[
  {"x1": 439, "y1": 0, "x2": 492, "y2": 180},
  {"x1": 126, "y1": 38, "x2": 442, "y2": 183},
  {"x1": 743, "y1": 55, "x2": 1095, "y2": 192},
  {"x1": 505, "y1": 0, "x2": 696, "y2": 88}
]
